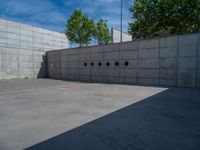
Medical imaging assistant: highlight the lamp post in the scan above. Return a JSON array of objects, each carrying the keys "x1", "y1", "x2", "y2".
[{"x1": 120, "y1": 0, "x2": 123, "y2": 43}]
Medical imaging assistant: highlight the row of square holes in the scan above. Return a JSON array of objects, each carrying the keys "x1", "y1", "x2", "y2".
[{"x1": 84, "y1": 61, "x2": 129, "y2": 67}]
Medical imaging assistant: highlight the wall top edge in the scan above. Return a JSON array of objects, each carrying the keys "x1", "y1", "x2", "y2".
[
  {"x1": 0, "y1": 18, "x2": 65, "y2": 35},
  {"x1": 47, "y1": 32, "x2": 200, "y2": 53}
]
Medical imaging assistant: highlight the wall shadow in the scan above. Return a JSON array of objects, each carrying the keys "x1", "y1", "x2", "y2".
[
  {"x1": 36, "y1": 54, "x2": 48, "y2": 78},
  {"x1": 26, "y1": 88, "x2": 200, "y2": 150}
]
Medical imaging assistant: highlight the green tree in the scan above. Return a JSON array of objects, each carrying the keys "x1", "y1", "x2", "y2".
[
  {"x1": 128, "y1": 0, "x2": 200, "y2": 39},
  {"x1": 66, "y1": 9, "x2": 95, "y2": 47},
  {"x1": 94, "y1": 19, "x2": 111, "y2": 45}
]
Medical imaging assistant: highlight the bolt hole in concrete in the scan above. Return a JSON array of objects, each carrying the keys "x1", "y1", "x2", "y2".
[
  {"x1": 98, "y1": 62, "x2": 102, "y2": 66},
  {"x1": 106, "y1": 62, "x2": 110, "y2": 66},
  {"x1": 91, "y1": 62, "x2": 94, "y2": 66},
  {"x1": 124, "y1": 61, "x2": 129, "y2": 66},
  {"x1": 115, "y1": 62, "x2": 119, "y2": 66},
  {"x1": 84, "y1": 62, "x2": 87, "y2": 66}
]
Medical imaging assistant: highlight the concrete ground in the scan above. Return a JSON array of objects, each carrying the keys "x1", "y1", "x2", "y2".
[{"x1": 0, "y1": 79, "x2": 199, "y2": 150}]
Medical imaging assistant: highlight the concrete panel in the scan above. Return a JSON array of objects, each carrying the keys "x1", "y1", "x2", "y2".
[
  {"x1": 139, "y1": 38, "x2": 159, "y2": 49},
  {"x1": 91, "y1": 68, "x2": 104, "y2": 76},
  {"x1": 21, "y1": 24, "x2": 33, "y2": 31},
  {"x1": 78, "y1": 61, "x2": 88, "y2": 69},
  {"x1": 104, "y1": 51, "x2": 119, "y2": 60},
  {"x1": 7, "y1": 21, "x2": 20, "y2": 28},
  {"x1": 120, "y1": 59, "x2": 137, "y2": 69},
  {"x1": 33, "y1": 27, "x2": 44, "y2": 33},
  {"x1": 178, "y1": 57, "x2": 196, "y2": 69},
  {"x1": 0, "y1": 43, "x2": 6, "y2": 47},
  {"x1": 0, "y1": 37, "x2": 6, "y2": 45},
  {"x1": 138, "y1": 69, "x2": 159, "y2": 78},
  {"x1": 120, "y1": 69, "x2": 137, "y2": 78},
  {"x1": 179, "y1": 45, "x2": 197, "y2": 57},
  {"x1": 79, "y1": 68, "x2": 90, "y2": 76},
  {"x1": 21, "y1": 29, "x2": 32, "y2": 36},
  {"x1": 139, "y1": 48, "x2": 159, "y2": 58},
  {"x1": 0, "y1": 24, "x2": 6, "y2": 32},
  {"x1": 178, "y1": 68, "x2": 196, "y2": 87},
  {"x1": 67, "y1": 74, "x2": 78, "y2": 81},
  {"x1": 79, "y1": 75, "x2": 90, "y2": 81},
  {"x1": 160, "y1": 58, "x2": 177, "y2": 69},
  {"x1": 104, "y1": 68, "x2": 119, "y2": 77},
  {"x1": 0, "y1": 31, "x2": 7, "y2": 38},
  {"x1": 0, "y1": 19, "x2": 7, "y2": 25},
  {"x1": 90, "y1": 45, "x2": 104, "y2": 53},
  {"x1": 91, "y1": 76, "x2": 104, "y2": 82},
  {"x1": 7, "y1": 38, "x2": 21, "y2": 48},
  {"x1": 120, "y1": 50, "x2": 137, "y2": 60},
  {"x1": 78, "y1": 54, "x2": 90, "y2": 62},
  {"x1": 120, "y1": 41, "x2": 138, "y2": 51},
  {"x1": 0, "y1": 50, "x2": 2, "y2": 79},
  {"x1": 33, "y1": 32, "x2": 44, "y2": 38},
  {"x1": 68, "y1": 62, "x2": 78, "y2": 69},
  {"x1": 104, "y1": 43, "x2": 120, "y2": 52},
  {"x1": 138, "y1": 78, "x2": 159, "y2": 85},
  {"x1": 160, "y1": 47, "x2": 177, "y2": 58},
  {"x1": 160, "y1": 69, "x2": 177, "y2": 80},
  {"x1": 179, "y1": 34, "x2": 198, "y2": 46},
  {"x1": 198, "y1": 33, "x2": 200, "y2": 57},
  {"x1": 197, "y1": 61, "x2": 200, "y2": 87},
  {"x1": 138, "y1": 59, "x2": 159, "y2": 69},
  {"x1": 7, "y1": 33, "x2": 20, "y2": 40},
  {"x1": 64, "y1": 55, "x2": 78, "y2": 62},
  {"x1": 160, "y1": 36, "x2": 178, "y2": 48},
  {"x1": 104, "y1": 76, "x2": 119, "y2": 83},
  {"x1": 21, "y1": 35, "x2": 33, "y2": 42},
  {"x1": 120, "y1": 77, "x2": 137, "y2": 84},
  {"x1": 160, "y1": 79, "x2": 176, "y2": 86},
  {"x1": 7, "y1": 27, "x2": 20, "y2": 34},
  {"x1": 2, "y1": 60, "x2": 19, "y2": 79},
  {"x1": 78, "y1": 47, "x2": 90, "y2": 55},
  {"x1": 21, "y1": 41, "x2": 33, "y2": 48},
  {"x1": 90, "y1": 53, "x2": 103, "y2": 61}
]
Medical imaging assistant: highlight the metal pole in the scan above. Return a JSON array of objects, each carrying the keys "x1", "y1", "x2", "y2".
[{"x1": 120, "y1": 0, "x2": 123, "y2": 43}]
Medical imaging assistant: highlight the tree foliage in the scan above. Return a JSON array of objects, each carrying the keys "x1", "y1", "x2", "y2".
[
  {"x1": 94, "y1": 19, "x2": 111, "y2": 45},
  {"x1": 128, "y1": 0, "x2": 200, "y2": 39},
  {"x1": 66, "y1": 9, "x2": 95, "y2": 47}
]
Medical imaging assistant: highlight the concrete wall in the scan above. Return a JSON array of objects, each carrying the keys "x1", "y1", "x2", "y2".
[
  {"x1": 47, "y1": 32, "x2": 200, "y2": 88},
  {"x1": 111, "y1": 28, "x2": 132, "y2": 43},
  {"x1": 0, "y1": 19, "x2": 69, "y2": 79}
]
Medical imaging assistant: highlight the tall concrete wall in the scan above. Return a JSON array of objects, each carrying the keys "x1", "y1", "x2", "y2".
[
  {"x1": 0, "y1": 19, "x2": 69, "y2": 79},
  {"x1": 47, "y1": 32, "x2": 200, "y2": 88}
]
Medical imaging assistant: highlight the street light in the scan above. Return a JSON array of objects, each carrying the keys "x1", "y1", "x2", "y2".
[{"x1": 120, "y1": 0, "x2": 123, "y2": 43}]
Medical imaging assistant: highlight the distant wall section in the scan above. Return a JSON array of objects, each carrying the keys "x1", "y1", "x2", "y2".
[
  {"x1": 111, "y1": 28, "x2": 132, "y2": 43},
  {"x1": 0, "y1": 19, "x2": 69, "y2": 79}
]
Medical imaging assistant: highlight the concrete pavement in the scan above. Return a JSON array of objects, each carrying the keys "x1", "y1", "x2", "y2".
[{"x1": 0, "y1": 79, "x2": 199, "y2": 150}]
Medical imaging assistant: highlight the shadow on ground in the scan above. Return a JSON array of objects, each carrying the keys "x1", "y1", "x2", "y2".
[{"x1": 26, "y1": 88, "x2": 200, "y2": 150}]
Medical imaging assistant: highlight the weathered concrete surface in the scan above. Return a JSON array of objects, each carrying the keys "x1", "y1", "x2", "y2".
[
  {"x1": 48, "y1": 32, "x2": 200, "y2": 88},
  {"x1": 0, "y1": 79, "x2": 199, "y2": 150},
  {"x1": 0, "y1": 19, "x2": 69, "y2": 80}
]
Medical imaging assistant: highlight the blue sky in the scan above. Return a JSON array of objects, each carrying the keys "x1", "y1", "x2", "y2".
[{"x1": 0, "y1": 0, "x2": 133, "y2": 33}]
